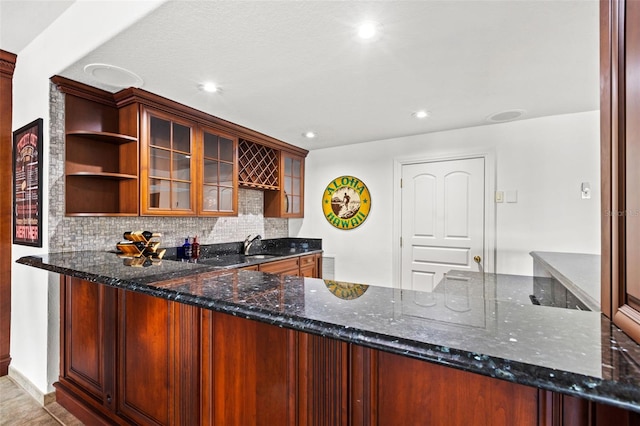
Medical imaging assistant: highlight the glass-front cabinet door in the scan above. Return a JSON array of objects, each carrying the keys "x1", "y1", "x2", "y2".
[
  {"x1": 140, "y1": 107, "x2": 195, "y2": 215},
  {"x1": 283, "y1": 154, "x2": 303, "y2": 216},
  {"x1": 198, "y1": 127, "x2": 238, "y2": 216}
]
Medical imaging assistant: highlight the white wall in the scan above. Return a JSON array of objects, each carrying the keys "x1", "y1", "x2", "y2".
[
  {"x1": 10, "y1": 0, "x2": 166, "y2": 398},
  {"x1": 295, "y1": 111, "x2": 600, "y2": 287}
]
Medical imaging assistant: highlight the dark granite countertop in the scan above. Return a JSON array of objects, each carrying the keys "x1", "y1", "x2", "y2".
[{"x1": 16, "y1": 251, "x2": 640, "y2": 414}]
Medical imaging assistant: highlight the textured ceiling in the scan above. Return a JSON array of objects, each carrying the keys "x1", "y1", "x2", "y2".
[
  {"x1": 0, "y1": 0, "x2": 74, "y2": 53},
  {"x1": 15, "y1": 1, "x2": 601, "y2": 150}
]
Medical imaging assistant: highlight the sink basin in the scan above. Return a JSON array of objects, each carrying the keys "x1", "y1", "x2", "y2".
[
  {"x1": 244, "y1": 254, "x2": 277, "y2": 260},
  {"x1": 164, "y1": 253, "x2": 281, "y2": 268}
]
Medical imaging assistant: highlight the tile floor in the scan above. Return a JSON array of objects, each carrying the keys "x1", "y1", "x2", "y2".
[{"x1": 0, "y1": 376, "x2": 81, "y2": 425}]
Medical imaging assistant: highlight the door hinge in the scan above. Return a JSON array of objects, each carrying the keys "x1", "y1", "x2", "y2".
[
  {"x1": 400, "y1": 237, "x2": 403, "y2": 247},
  {"x1": 400, "y1": 178, "x2": 403, "y2": 188}
]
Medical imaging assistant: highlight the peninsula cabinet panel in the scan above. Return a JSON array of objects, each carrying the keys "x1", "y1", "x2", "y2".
[
  {"x1": 58, "y1": 278, "x2": 200, "y2": 426},
  {"x1": 60, "y1": 277, "x2": 116, "y2": 408},
  {"x1": 200, "y1": 311, "x2": 297, "y2": 426},
  {"x1": 297, "y1": 333, "x2": 349, "y2": 426},
  {"x1": 116, "y1": 290, "x2": 172, "y2": 425},
  {"x1": 352, "y1": 347, "x2": 539, "y2": 426}
]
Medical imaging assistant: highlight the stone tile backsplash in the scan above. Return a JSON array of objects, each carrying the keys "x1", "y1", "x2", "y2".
[{"x1": 48, "y1": 83, "x2": 288, "y2": 252}]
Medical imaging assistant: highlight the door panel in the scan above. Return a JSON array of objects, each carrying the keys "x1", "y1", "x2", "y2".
[{"x1": 402, "y1": 158, "x2": 485, "y2": 291}]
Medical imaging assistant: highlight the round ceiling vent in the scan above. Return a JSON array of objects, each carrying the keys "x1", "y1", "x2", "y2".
[
  {"x1": 486, "y1": 109, "x2": 526, "y2": 123},
  {"x1": 83, "y1": 63, "x2": 143, "y2": 88}
]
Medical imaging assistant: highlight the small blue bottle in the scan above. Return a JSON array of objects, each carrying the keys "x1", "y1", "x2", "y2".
[{"x1": 182, "y1": 238, "x2": 192, "y2": 261}]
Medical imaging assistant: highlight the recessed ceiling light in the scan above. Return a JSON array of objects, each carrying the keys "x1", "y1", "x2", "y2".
[
  {"x1": 303, "y1": 131, "x2": 316, "y2": 139},
  {"x1": 357, "y1": 21, "x2": 381, "y2": 40},
  {"x1": 413, "y1": 110, "x2": 430, "y2": 119},
  {"x1": 200, "y1": 82, "x2": 219, "y2": 93}
]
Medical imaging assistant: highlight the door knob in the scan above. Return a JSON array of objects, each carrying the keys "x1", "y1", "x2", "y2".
[{"x1": 473, "y1": 255, "x2": 482, "y2": 264}]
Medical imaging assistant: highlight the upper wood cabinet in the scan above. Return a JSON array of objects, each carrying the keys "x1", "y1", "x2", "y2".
[
  {"x1": 601, "y1": 0, "x2": 640, "y2": 342},
  {"x1": 140, "y1": 107, "x2": 196, "y2": 216},
  {"x1": 197, "y1": 126, "x2": 238, "y2": 216},
  {"x1": 54, "y1": 77, "x2": 307, "y2": 217},
  {"x1": 264, "y1": 151, "x2": 305, "y2": 218}
]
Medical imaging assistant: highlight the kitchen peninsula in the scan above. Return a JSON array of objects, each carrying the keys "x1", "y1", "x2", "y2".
[{"x1": 17, "y1": 250, "x2": 640, "y2": 425}]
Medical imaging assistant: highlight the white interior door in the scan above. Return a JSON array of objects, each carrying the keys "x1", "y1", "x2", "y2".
[{"x1": 401, "y1": 157, "x2": 485, "y2": 291}]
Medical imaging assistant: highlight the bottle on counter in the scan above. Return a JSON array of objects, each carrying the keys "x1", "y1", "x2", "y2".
[
  {"x1": 182, "y1": 237, "x2": 192, "y2": 260},
  {"x1": 191, "y1": 236, "x2": 200, "y2": 261}
]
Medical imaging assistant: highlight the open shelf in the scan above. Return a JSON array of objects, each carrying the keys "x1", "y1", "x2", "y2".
[
  {"x1": 66, "y1": 172, "x2": 138, "y2": 180},
  {"x1": 66, "y1": 130, "x2": 137, "y2": 144}
]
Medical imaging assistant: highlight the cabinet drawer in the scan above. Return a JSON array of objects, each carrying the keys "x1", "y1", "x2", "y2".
[
  {"x1": 300, "y1": 255, "x2": 316, "y2": 266},
  {"x1": 259, "y1": 258, "x2": 299, "y2": 275}
]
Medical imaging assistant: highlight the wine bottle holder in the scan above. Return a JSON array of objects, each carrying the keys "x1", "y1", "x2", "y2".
[{"x1": 117, "y1": 231, "x2": 165, "y2": 266}]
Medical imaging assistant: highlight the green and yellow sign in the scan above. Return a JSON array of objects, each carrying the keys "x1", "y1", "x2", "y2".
[{"x1": 322, "y1": 175, "x2": 371, "y2": 230}]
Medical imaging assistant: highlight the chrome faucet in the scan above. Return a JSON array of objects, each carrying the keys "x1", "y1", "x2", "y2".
[{"x1": 243, "y1": 234, "x2": 262, "y2": 255}]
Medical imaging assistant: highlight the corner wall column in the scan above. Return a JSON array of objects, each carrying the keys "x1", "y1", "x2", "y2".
[{"x1": 0, "y1": 49, "x2": 17, "y2": 376}]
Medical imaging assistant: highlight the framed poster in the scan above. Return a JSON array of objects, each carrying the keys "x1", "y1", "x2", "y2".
[{"x1": 13, "y1": 118, "x2": 43, "y2": 247}]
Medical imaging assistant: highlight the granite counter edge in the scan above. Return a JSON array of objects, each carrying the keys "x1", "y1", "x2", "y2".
[{"x1": 15, "y1": 255, "x2": 640, "y2": 413}]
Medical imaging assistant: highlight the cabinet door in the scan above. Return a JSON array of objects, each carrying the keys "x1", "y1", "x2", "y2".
[
  {"x1": 282, "y1": 153, "x2": 304, "y2": 217},
  {"x1": 264, "y1": 152, "x2": 305, "y2": 218},
  {"x1": 198, "y1": 126, "x2": 238, "y2": 216},
  {"x1": 201, "y1": 311, "x2": 297, "y2": 426},
  {"x1": 602, "y1": 0, "x2": 640, "y2": 342},
  {"x1": 60, "y1": 277, "x2": 116, "y2": 409},
  {"x1": 116, "y1": 289, "x2": 200, "y2": 425},
  {"x1": 140, "y1": 107, "x2": 195, "y2": 215},
  {"x1": 299, "y1": 254, "x2": 317, "y2": 278}
]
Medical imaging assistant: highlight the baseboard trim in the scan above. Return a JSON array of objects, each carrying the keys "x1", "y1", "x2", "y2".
[{"x1": 8, "y1": 366, "x2": 56, "y2": 406}]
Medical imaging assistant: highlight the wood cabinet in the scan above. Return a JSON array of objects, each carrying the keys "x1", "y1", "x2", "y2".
[
  {"x1": 259, "y1": 257, "x2": 301, "y2": 276},
  {"x1": 299, "y1": 254, "x2": 320, "y2": 278},
  {"x1": 265, "y1": 151, "x2": 305, "y2": 218},
  {"x1": 58, "y1": 275, "x2": 640, "y2": 426},
  {"x1": 53, "y1": 77, "x2": 139, "y2": 216},
  {"x1": 256, "y1": 253, "x2": 322, "y2": 278},
  {"x1": 601, "y1": 0, "x2": 640, "y2": 342},
  {"x1": 201, "y1": 311, "x2": 297, "y2": 425},
  {"x1": 140, "y1": 106, "x2": 196, "y2": 216},
  {"x1": 57, "y1": 277, "x2": 199, "y2": 425},
  {"x1": 197, "y1": 126, "x2": 238, "y2": 215},
  {"x1": 54, "y1": 76, "x2": 308, "y2": 217}
]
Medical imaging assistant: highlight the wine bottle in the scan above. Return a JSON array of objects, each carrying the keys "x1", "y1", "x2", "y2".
[
  {"x1": 142, "y1": 231, "x2": 162, "y2": 240},
  {"x1": 191, "y1": 236, "x2": 200, "y2": 260},
  {"x1": 123, "y1": 231, "x2": 161, "y2": 242}
]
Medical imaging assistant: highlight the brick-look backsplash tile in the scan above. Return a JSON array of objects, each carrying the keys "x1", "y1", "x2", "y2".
[{"x1": 48, "y1": 83, "x2": 288, "y2": 252}]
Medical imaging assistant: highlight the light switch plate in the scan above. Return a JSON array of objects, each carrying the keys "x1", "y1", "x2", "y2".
[
  {"x1": 495, "y1": 191, "x2": 504, "y2": 203},
  {"x1": 506, "y1": 190, "x2": 518, "y2": 203}
]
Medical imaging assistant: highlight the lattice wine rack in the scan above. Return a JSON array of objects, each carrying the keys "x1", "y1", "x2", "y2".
[{"x1": 238, "y1": 139, "x2": 279, "y2": 190}]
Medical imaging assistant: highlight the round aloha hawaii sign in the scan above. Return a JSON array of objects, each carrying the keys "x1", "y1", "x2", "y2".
[{"x1": 322, "y1": 175, "x2": 371, "y2": 230}]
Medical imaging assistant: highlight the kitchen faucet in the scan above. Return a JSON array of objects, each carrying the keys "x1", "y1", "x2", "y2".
[{"x1": 243, "y1": 234, "x2": 262, "y2": 255}]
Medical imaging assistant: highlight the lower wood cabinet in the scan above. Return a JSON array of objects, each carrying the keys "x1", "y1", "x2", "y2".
[
  {"x1": 57, "y1": 276, "x2": 199, "y2": 425},
  {"x1": 256, "y1": 253, "x2": 322, "y2": 278},
  {"x1": 57, "y1": 276, "x2": 639, "y2": 425}
]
